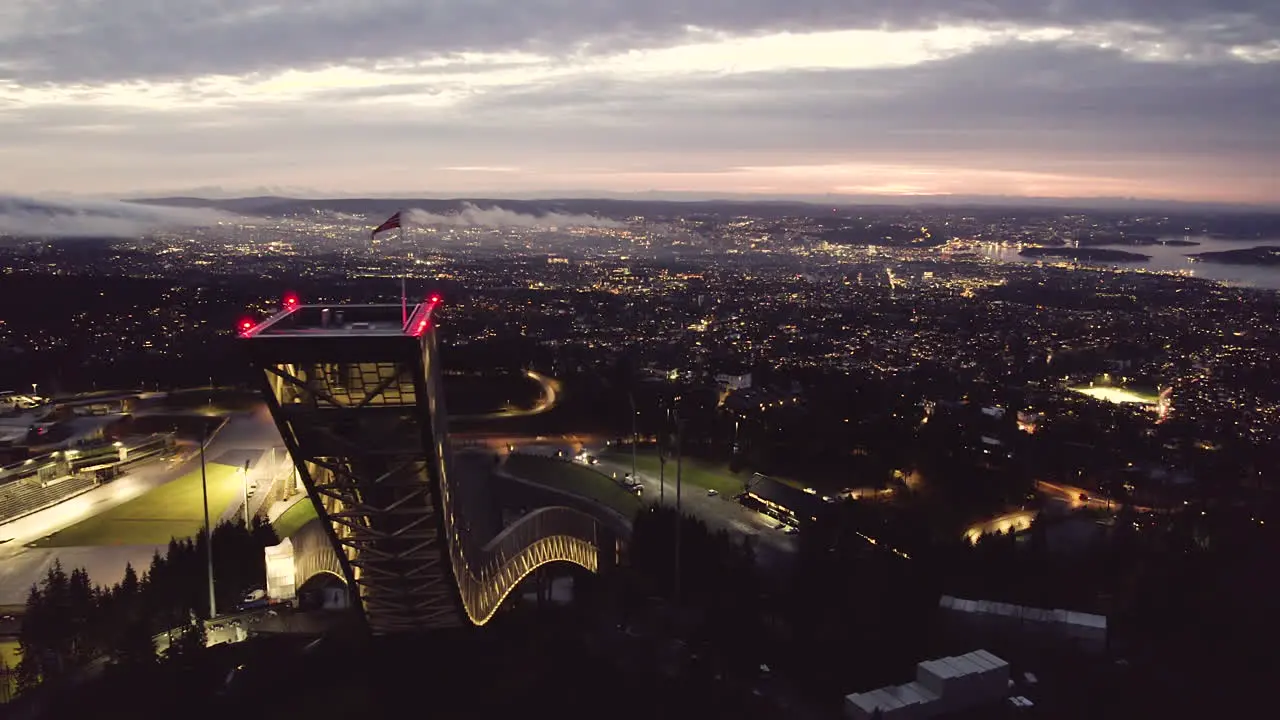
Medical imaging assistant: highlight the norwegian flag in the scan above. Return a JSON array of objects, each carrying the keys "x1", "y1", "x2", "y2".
[{"x1": 371, "y1": 211, "x2": 402, "y2": 239}]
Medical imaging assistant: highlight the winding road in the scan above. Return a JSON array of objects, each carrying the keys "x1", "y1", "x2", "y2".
[{"x1": 451, "y1": 370, "x2": 560, "y2": 422}]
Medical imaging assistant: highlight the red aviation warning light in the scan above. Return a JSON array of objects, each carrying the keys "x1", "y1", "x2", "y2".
[
  {"x1": 411, "y1": 293, "x2": 443, "y2": 336},
  {"x1": 237, "y1": 317, "x2": 256, "y2": 336},
  {"x1": 283, "y1": 293, "x2": 300, "y2": 309}
]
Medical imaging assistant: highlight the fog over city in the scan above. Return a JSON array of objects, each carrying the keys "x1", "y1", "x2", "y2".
[
  {"x1": 0, "y1": 195, "x2": 251, "y2": 238},
  {"x1": 0, "y1": 196, "x2": 626, "y2": 240},
  {"x1": 404, "y1": 204, "x2": 623, "y2": 229}
]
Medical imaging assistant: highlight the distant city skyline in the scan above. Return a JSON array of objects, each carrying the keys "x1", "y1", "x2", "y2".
[{"x1": 2, "y1": 1, "x2": 1277, "y2": 204}]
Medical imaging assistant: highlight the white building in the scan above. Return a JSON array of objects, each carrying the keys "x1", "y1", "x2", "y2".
[
  {"x1": 715, "y1": 372, "x2": 752, "y2": 391},
  {"x1": 264, "y1": 539, "x2": 296, "y2": 602},
  {"x1": 844, "y1": 649, "x2": 1011, "y2": 720}
]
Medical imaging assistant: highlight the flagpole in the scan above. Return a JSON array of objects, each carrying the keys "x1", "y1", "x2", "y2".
[{"x1": 399, "y1": 212, "x2": 407, "y2": 326}]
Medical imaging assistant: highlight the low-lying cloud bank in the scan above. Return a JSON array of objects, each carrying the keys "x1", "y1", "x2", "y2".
[
  {"x1": 0, "y1": 196, "x2": 250, "y2": 238},
  {"x1": 405, "y1": 203, "x2": 622, "y2": 229}
]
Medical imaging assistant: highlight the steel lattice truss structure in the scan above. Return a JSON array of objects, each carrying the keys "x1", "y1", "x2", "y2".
[{"x1": 242, "y1": 302, "x2": 609, "y2": 633}]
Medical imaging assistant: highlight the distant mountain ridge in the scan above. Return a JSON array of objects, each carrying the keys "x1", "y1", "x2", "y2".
[
  {"x1": 127, "y1": 192, "x2": 1279, "y2": 215},
  {"x1": 128, "y1": 196, "x2": 834, "y2": 220},
  {"x1": 127, "y1": 194, "x2": 1280, "y2": 221}
]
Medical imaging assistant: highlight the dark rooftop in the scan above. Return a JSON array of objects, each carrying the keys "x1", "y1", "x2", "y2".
[
  {"x1": 243, "y1": 298, "x2": 440, "y2": 340},
  {"x1": 746, "y1": 474, "x2": 828, "y2": 522}
]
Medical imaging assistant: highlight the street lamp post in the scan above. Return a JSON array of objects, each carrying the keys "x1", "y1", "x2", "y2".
[
  {"x1": 629, "y1": 392, "x2": 638, "y2": 488},
  {"x1": 241, "y1": 463, "x2": 250, "y2": 527},
  {"x1": 658, "y1": 449, "x2": 666, "y2": 506},
  {"x1": 200, "y1": 425, "x2": 216, "y2": 619},
  {"x1": 660, "y1": 403, "x2": 672, "y2": 506},
  {"x1": 674, "y1": 416, "x2": 685, "y2": 604}
]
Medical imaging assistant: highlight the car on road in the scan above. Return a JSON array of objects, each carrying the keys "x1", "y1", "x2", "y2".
[{"x1": 706, "y1": 489, "x2": 718, "y2": 497}]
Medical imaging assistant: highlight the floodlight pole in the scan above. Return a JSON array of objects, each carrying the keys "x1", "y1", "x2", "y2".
[
  {"x1": 400, "y1": 221, "x2": 408, "y2": 326},
  {"x1": 201, "y1": 424, "x2": 216, "y2": 619},
  {"x1": 629, "y1": 392, "x2": 638, "y2": 487},
  {"x1": 242, "y1": 463, "x2": 250, "y2": 527},
  {"x1": 659, "y1": 403, "x2": 671, "y2": 506},
  {"x1": 659, "y1": 449, "x2": 666, "y2": 506},
  {"x1": 674, "y1": 415, "x2": 685, "y2": 604}
]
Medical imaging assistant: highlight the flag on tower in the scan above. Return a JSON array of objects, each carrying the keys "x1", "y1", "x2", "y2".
[{"x1": 371, "y1": 211, "x2": 402, "y2": 240}]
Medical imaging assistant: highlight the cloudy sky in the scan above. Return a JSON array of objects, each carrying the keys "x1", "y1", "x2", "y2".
[{"x1": 1, "y1": 1, "x2": 1277, "y2": 204}]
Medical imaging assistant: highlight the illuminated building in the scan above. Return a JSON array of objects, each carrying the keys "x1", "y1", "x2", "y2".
[
  {"x1": 241, "y1": 295, "x2": 613, "y2": 633},
  {"x1": 1016, "y1": 410, "x2": 1042, "y2": 434},
  {"x1": 743, "y1": 474, "x2": 827, "y2": 527}
]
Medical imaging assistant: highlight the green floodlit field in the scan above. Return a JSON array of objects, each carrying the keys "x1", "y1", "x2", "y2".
[
  {"x1": 31, "y1": 464, "x2": 242, "y2": 548},
  {"x1": 1071, "y1": 385, "x2": 1161, "y2": 405},
  {"x1": 504, "y1": 454, "x2": 641, "y2": 518},
  {"x1": 1, "y1": 637, "x2": 17, "y2": 700},
  {"x1": 272, "y1": 500, "x2": 319, "y2": 539}
]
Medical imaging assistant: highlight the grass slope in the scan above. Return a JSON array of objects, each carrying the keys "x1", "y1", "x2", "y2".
[
  {"x1": 271, "y1": 500, "x2": 319, "y2": 539},
  {"x1": 31, "y1": 464, "x2": 242, "y2": 547},
  {"x1": 503, "y1": 454, "x2": 641, "y2": 517}
]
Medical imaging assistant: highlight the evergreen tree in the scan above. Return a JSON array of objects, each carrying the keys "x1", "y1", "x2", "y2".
[
  {"x1": 163, "y1": 617, "x2": 207, "y2": 669},
  {"x1": 15, "y1": 585, "x2": 45, "y2": 692},
  {"x1": 120, "y1": 561, "x2": 140, "y2": 599},
  {"x1": 38, "y1": 561, "x2": 73, "y2": 676},
  {"x1": 740, "y1": 533, "x2": 757, "y2": 570},
  {"x1": 13, "y1": 562, "x2": 103, "y2": 695},
  {"x1": 0, "y1": 655, "x2": 12, "y2": 704},
  {"x1": 1029, "y1": 512, "x2": 1049, "y2": 558},
  {"x1": 67, "y1": 567, "x2": 95, "y2": 664},
  {"x1": 251, "y1": 513, "x2": 281, "y2": 547},
  {"x1": 114, "y1": 619, "x2": 157, "y2": 670},
  {"x1": 104, "y1": 562, "x2": 156, "y2": 667}
]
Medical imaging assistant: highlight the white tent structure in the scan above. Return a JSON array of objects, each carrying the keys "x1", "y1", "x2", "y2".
[
  {"x1": 939, "y1": 595, "x2": 1108, "y2": 652},
  {"x1": 844, "y1": 649, "x2": 1011, "y2": 720}
]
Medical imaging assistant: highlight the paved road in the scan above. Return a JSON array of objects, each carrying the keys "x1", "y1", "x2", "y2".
[
  {"x1": 451, "y1": 433, "x2": 606, "y2": 455},
  {"x1": 961, "y1": 479, "x2": 1160, "y2": 544},
  {"x1": 1036, "y1": 479, "x2": 1155, "y2": 513},
  {"x1": 591, "y1": 455, "x2": 799, "y2": 571},
  {"x1": 451, "y1": 370, "x2": 561, "y2": 422},
  {"x1": 965, "y1": 510, "x2": 1037, "y2": 543}
]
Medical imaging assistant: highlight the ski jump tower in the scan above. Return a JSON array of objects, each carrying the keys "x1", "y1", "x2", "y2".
[{"x1": 240, "y1": 295, "x2": 607, "y2": 633}]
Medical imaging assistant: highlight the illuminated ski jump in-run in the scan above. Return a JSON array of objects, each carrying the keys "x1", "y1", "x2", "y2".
[{"x1": 240, "y1": 292, "x2": 618, "y2": 633}]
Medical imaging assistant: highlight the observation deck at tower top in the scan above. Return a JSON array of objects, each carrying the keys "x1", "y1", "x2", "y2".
[{"x1": 241, "y1": 297, "x2": 441, "y2": 340}]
